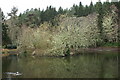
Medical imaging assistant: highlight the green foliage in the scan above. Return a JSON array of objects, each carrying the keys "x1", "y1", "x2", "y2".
[
  {"x1": 43, "y1": 6, "x2": 57, "y2": 22},
  {"x1": 69, "y1": 1, "x2": 95, "y2": 17},
  {"x1": 103, "y1": 42, "x2": 120, "y2": 47},
  {"x1": 4, "y1": 1, "x2": 120, "y2": 56},
  {"x1": 17, "y1": 6, "x2": 58, "y2": 27},
  {"x1": 94, "y1": 2, "x2": 105, "y2": 43},
  {"x1": 102, "y1": 2, "x2": 111, "y2": 14},
  {"x1": 58, "y1": 7, "x2": 64, "y2": 14},
  {"x1": 89, "y1": 1, "x2": 95, "y2": 14},
  {"x1": 18, "y1": 8, "x2": 41, "y2": 27},
  {"x1": 77, "y1": 2, "x2": 84, "y2": 17},
  {"x1": 13, "y1": 1, "x2": 118, "y2": 29},
  {"x1": 1, "y1": 9, "x2": 12, "y2": 46},
  {"x1": 2, "y1": 23, "x2": 12, "y2": 46}
]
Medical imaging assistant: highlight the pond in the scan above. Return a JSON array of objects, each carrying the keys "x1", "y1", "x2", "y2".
[{"x1": 2, "y1": 51, "x2": 118, "y2": 78}]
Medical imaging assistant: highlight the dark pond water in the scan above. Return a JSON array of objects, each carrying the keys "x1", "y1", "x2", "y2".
[{"x1": 2, "y1": 51, "x2": 118, "y2": 78}]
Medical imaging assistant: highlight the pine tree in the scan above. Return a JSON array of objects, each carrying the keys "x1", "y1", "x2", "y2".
[
  {"x1": 103, "y1": 1, "x2": 111, "y2": 13},
  {"x1": 84, "y1": 5, "x2": 89, "y2": 16},
  {"x1": 58, "y1": 7, "x2": 64, "y2": 14},
  {"x1": 72, "y1": 4, "x2": 79, "y2": 16},
  {"x1": 78, "y1": 2, "x2": 84, "y2": 17},
  {"x1": 95, "y1": 1, "x2": 104, "y2": 42},
  {"x1": 89, "y1": 1, "x2": 94, "y2": 14}
]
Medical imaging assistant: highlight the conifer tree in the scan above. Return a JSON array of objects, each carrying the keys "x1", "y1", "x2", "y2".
[
  {"x1": 89, "y1": 1, "x2": 94, "y2": 14},
  {"x1": 78, "y1": 2, "x2": 84, "y2": 17},
  {"x1": 1, "y1": 9, "x2": 11, "y2": 46},
  {"x1": 58, "y1": 7, "x2": 64, "y2": 14},
  {"x1": 95, "y1": 1, "x2": 104, "y2": 42}
]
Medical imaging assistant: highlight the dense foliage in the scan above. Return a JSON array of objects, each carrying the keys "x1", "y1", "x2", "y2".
[
  {"x1": 2, "y1": 1, "x2": 120, "y2": 56},
  {"x1": 1, "y1": 9, "x2": 11, "y2": 46}
]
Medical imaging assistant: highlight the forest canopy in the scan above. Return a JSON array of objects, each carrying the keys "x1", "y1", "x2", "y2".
[{"x1": 1, "y1": 0, "x2": 120, "y2": 56}]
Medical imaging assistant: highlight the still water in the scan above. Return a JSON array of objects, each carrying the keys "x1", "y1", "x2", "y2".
[{"x1": 2, "y1": 51, "x2": 118, "y2": 78}]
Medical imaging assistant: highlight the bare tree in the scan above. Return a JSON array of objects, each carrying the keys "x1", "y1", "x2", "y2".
[{"x1": 7, "y1": 6, "x2": 18, "y2": 17}]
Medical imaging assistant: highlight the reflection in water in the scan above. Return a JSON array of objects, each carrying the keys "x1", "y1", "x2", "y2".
[{"x1": 2, "y1": 52, "x2": 118, "y2": 78}]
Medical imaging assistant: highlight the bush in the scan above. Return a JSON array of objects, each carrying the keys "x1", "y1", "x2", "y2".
[{"x1": 5, "y1": 44, "x2": 17, "y2": 49}]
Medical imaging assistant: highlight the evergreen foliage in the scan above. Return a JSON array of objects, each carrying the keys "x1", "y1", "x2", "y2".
[
  {"x1": 16, "y1": 1, "x2": 118, "y2": 28},
  {"x1": 1, "y1": 9, "x2": 11, "y2": 46}
]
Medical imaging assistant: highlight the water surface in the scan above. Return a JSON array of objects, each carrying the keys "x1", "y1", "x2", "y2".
[{"x1": 2, "y1": 51, "x2": 118, "y2": 78}]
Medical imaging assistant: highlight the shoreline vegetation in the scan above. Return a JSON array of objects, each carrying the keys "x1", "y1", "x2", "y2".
[
  {"x1": 1, "y1": 1, "x2": 120, "y2": 57},
  {"x1": 2, "y1": 46, "x2": 120, "y2": 57}
]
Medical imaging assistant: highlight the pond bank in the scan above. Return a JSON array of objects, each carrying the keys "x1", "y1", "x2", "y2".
[
  {"x1": 79, "y1": 47, "x2": 120, "y2": 53},
  {"x1": 1, "y1": 47, "x2": 120, "y2": 57}
]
